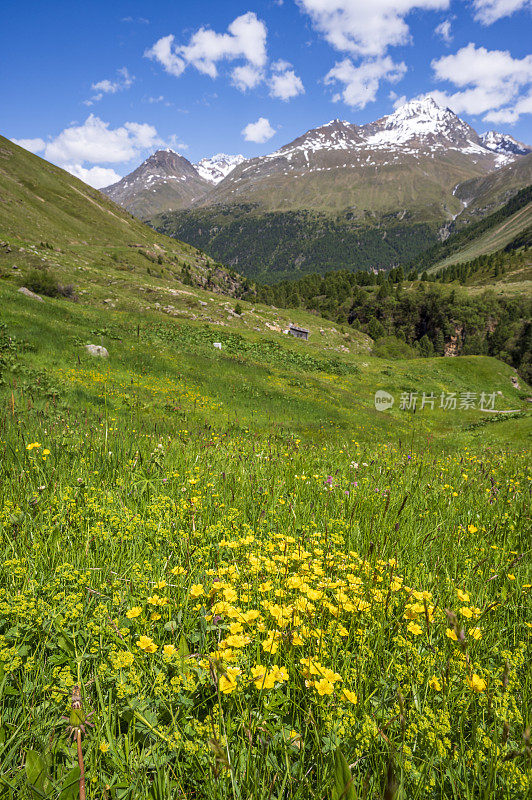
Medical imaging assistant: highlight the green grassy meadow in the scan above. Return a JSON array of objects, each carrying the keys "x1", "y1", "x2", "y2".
[{"x1": 0, "y1": 278, "x2": 531, "y2": 800}]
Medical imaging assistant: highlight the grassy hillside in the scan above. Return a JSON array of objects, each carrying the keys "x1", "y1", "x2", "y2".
[
  {"x1": 0, "y1": 135, "x2": 239, "y2": 295},
  {"x1": 433, "y1": 203, "x2": 532, "y2": 270},
  {"x1": 455, "y1": 152, "x2": 532, "y2": 225},
  {"x1": 1, "y1": 276, "x2": 530, "y2": 447},
  {"x1": 411, "y1": 185, "x2": 531, "y2": 274}
]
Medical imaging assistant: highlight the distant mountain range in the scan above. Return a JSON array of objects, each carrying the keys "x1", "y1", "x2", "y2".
[
  {"x1": 103, "y1": 98, "x2": 531, "y2": 222},
  {"x1": 99, "y1": 98, "x2": 532, "y2": 282}
]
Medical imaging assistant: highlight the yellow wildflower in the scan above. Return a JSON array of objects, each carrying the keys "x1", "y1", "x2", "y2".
[
  {"x1": 407, "y1": 621, "x2": 423, "y2": 636},
  {"x1": 136, "y1": 635, "x2": 157, "y2": 653},
  {"x1": 315, "y1": 678, "x2": 334, "y2": 696},
  {"x1": 219, "y1": 667, "x2": 241, "y2": 694},
  {"x1": 467, "y1": 674, "x2": 487, "y2": 692},
  {"x1": 342, "y1": 689, "x2": 358, "y2": 704}
]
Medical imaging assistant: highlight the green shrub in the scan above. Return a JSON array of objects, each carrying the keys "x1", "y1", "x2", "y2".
[
  {"x1": 24, "y1": 269, "x2": 75, "y2": 299},
  {"x1": 372, "y1": 335, "x2": 417, "y2": 359},
  {"x1": 24, "y1": 269, "x2": 60, "y2": 297}
]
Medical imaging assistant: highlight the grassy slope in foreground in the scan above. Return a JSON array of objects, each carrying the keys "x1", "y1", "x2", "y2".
[{"x1": 0, "y1": 290, "x2": 531, "y2": 799}]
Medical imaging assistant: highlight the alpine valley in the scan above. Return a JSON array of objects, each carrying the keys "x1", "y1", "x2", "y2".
[{"x1": 102, "y1": 97, "x2": 532, "y2": 282}]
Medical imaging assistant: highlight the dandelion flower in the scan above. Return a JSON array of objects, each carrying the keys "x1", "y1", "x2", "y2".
[{"x1": 126, "y1": 607, "x2": 142, "y2": 619}]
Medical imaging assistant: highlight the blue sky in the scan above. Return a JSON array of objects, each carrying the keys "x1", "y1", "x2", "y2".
[{"x1": 2, "y1": 0, "x2": 531, "y2": 186}]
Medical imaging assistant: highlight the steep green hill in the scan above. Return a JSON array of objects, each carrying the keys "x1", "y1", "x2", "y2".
[
  {"x1": 0, "y1": 134, "x2": 243, "y2": 296},
  {"x1": 411, "y1": 185, "x2": 532, "y2": 273},
  {"x1": 454, "y1": 152, "x2": 532, "y2": 226}
]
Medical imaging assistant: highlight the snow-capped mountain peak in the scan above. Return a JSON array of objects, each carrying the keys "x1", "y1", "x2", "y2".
[
  {"x1": 480, "y1": 131, "x2": 532, "y2": 157},
  {"x1": 194, "y1": 153, "x2": 246, "y2": 184},
  {"x1": 367, "y1": 96, "x2": 477, "y2": 148}
]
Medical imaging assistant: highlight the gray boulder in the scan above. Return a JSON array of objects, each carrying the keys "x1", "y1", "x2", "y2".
[
  {"x1": 85, "y1": 344, "x2": 109, "y2": 358},
  {"x1": 18, "y1": 287, "x2": 43, "y2": 302}
]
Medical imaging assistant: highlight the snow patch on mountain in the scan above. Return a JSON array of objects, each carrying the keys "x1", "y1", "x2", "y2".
[{"x1": 195, "y1": 153, "x2": 246, "y2": 184}]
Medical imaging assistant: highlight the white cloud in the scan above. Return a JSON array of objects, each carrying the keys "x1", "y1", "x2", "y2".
[
  {"x1": 325, "y1": 57, "x2": 407, "y2": 108},
  {"x1": 85, "y1": 67, "x2": 134, "y2": 105},
  {"x1": 231, "y1": 64, "x2": 265, "y2": 91},
  {"x1": 65, "y1": 164, "x2": 122, "y2": 189},
  {"x1": 435, "y1": 19, "x2": 453, "y2": 42},
  {"x1": 296, "y1": 0, "x2": 449, "y2": 58},
  {"x1": 167, "y1": 134, "x2": 189, "y2": 151},
  {"x1": 269, "y1": 61, "x2": 305, "y2": 100},
  {"x1": 431, "y1": 43, "x2": 532, "y2": 122},
  {"x1": 146, "y1": 12, "x2": 267, "y2": 91},
  {"x1": 11, "y1": 134, "x2": 122, "y2": 187},
  {"x1": 145, "y1": 12, "x2": 305, "y2": 102},
  {"x1": 483, "y1": 90, "x2": 532, "y2": 123},
  {"x1": 471, "y1": 0, "x2": 531, "y2": 25},
  {"x1": 11, "y1": 137, "x2": 46, "y2": 154},
  {"x1": 242, "y1": 117, "x2": 276, "y2": 143},
  {"x1": 43, "y1": 115, "x2": 161, "y2": 165},
  {"x1": 92, "y1": 67, "x2": 134, "y2": 95},
  {"x1": 181, "y1": 12, "x2": 267, "y2": 75},
  {"x1": 145, "y1": 35, "x2": 186, "y2": 77}
]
